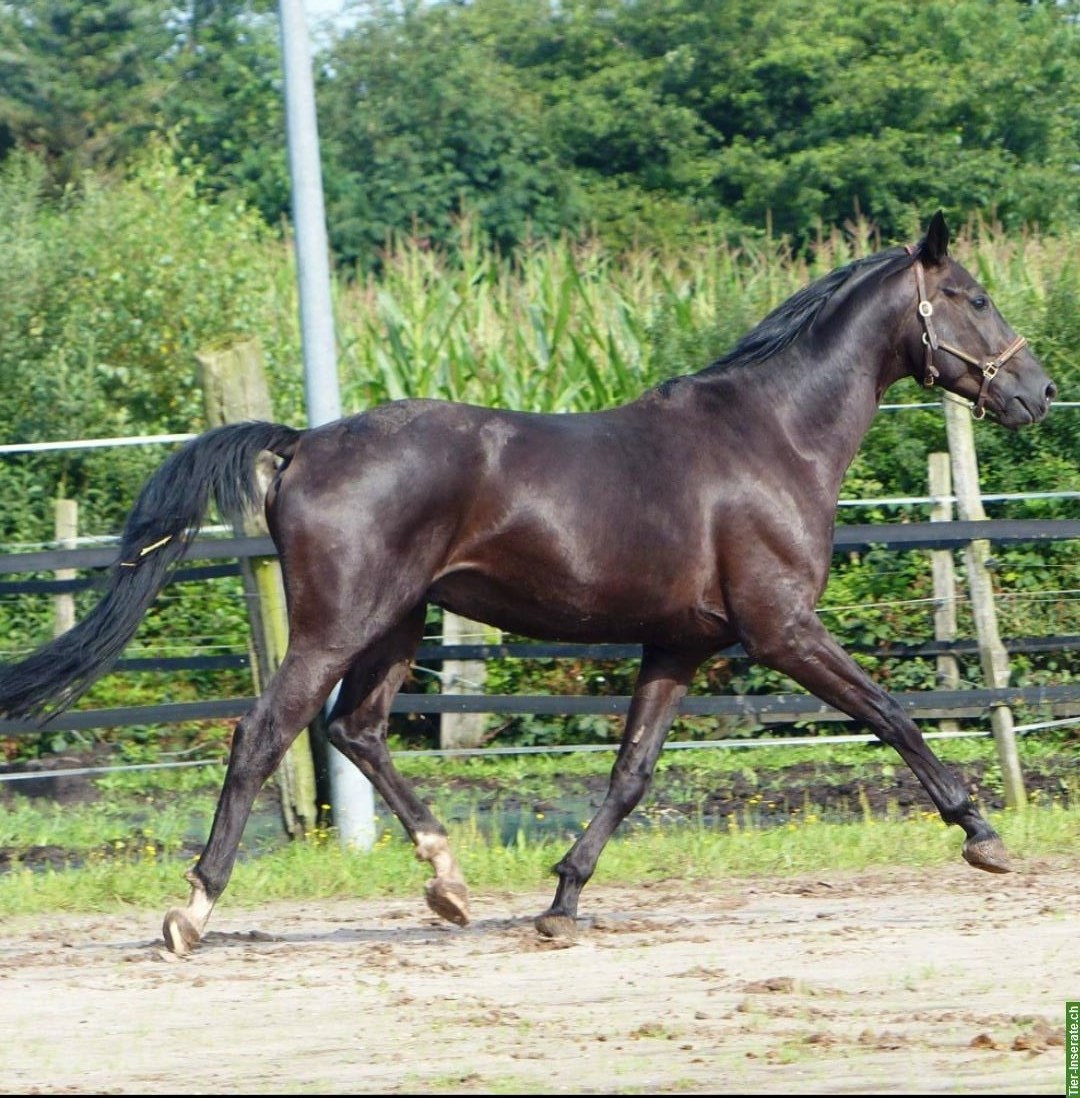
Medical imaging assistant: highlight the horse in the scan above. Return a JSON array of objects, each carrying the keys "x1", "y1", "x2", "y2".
[{"x1": 0, "y1": 212, "x2": 1056, "y2": 955}]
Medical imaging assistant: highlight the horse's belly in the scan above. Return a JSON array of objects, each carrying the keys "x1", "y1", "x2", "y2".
[{"x1": 426, "y1": 568, "x2": 726, "y2": 646}]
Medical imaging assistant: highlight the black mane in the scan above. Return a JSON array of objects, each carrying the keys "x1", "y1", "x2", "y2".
[{"x1": 698, "y1": 245, "x2": 910, "y2": 376}]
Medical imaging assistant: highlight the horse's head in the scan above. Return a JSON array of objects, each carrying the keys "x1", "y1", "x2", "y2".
[{"x1": 906, "y1": 211, "x2": 1056, "y2": 428}]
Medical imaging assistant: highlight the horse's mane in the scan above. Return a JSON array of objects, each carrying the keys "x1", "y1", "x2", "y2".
[{"x1": 694, "y1": 245, "x2": 912, "y2": 377}]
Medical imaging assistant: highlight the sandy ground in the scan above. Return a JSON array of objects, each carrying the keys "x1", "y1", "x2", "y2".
[{"x1": 0, "y1": 862, "x2": 1076, "y2": 1095}]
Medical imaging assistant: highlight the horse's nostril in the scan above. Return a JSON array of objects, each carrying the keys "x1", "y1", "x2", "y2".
[{"x1": 1046, "y1": 382, "x2": 1058, "y2": 403}]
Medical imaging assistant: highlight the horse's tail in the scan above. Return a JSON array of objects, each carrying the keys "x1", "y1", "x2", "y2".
[{"x1": 0, "y1": 421, "x2": 304, "y2": 722}]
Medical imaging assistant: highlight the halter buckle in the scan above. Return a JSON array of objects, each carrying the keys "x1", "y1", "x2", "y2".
[
  {"x1": 918, "y1": 300, "x2": 934, "y2": 318},
  {"x1": 982, "y1": 361, "x2": 999, "y2": 381}
]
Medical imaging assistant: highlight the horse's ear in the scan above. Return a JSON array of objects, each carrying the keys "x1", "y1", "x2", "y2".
[{"x1": 919, "y1": 210, "x2": 950, "y2": 267}]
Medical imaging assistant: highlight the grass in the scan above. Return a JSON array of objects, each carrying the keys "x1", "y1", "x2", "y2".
[
  {"x1": 0, "y1": 789, "x2": 1075, "y2": 920},
  {"x1": 391, "y1": 732, "x2": 1076, "y2": 818},
  {"x1": 0, "y1": 734, "x2": 1073, "y2": 918}
]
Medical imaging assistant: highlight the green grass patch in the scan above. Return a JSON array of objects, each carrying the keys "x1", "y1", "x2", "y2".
[
  {"x1": 0, "y1": 792, "x2": 216, "y2": 854},
  {"x1": 0, "y1": 800, "x2": 1075, "y2": 920},
  {"x1": 0, "y1": 737, "x2": 1073, "y2": 919}
]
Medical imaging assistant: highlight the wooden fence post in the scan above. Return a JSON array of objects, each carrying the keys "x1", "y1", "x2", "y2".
[
  {"x1": 196, "y1": 339, "x2": 319, "y2": 837},
  {"x1": 439, "y1": 612, "x2": 491, "y2": 750},
  {"x1": 53, "y1": 498, "x2": 77, "y2": 637},
  {"x1": 943, "y1": 400, "x2": 1026, "y2": 808},
  {"x1": 927, "y1": 454, "x2": 960, "y2": 734}
]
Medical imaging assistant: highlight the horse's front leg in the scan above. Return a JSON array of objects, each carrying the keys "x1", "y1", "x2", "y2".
[
  {"x1": 535, "y1": 645, "x2": 706, "y2": 939},
  {"x1": 327, "y1": 610, "x2": 471, "y2": 927},
  {"x1": 741, "y1": 609, "x2": 1010, "y2": 873},
  {"x1": 163, "y1": 646, "x2": 347, "y2": 955}
]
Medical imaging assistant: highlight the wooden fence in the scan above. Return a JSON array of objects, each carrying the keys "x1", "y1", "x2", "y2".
[{"x1": 1, "y1": 518, "x2": 1079, "y2": 736}]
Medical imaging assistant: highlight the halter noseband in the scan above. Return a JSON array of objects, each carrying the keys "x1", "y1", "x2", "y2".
[{"x1": 907, "y1": 250, "x2": 1027, "y2": 420}]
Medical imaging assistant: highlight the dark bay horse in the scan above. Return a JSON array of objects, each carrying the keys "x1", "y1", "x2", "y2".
[{"x1": 0, "y1": 213, "x2": 1056, "y2": 954}]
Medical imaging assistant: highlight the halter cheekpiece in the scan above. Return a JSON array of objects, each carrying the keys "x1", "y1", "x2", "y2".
[{"x1": 906, "y1": 244, "x2": 1027, "y2": 419}]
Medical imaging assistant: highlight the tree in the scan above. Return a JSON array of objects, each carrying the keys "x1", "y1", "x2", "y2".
[
  {"x1": 1, "y1": 0, "x2": 1076, "y2": 266},
  {"x1": 0, "y1": 0, "x2": 173, "y2": 182},
  {"x1": 0, "y1": 1, "x2": 287, "y2": 219},
  {"x1": 315, "y1": 0, "x2": 1080, "y2": 258},
  {"x1": 0, "y1": 146, "x2": 294, "y2": 540},
  {"x1": 692, "y1": 0, "x2": 1080, "y2": 240},
  {"x1": 160, "y1": 0, "x2": 289, "y2": 227},
  {"x1": 318, "y1": 0, "x2": 577, "y2": 268}
]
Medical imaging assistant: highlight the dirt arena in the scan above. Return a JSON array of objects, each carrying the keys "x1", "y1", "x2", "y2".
[{"x1": 0, "y1": 862, "x2": 1074, "y2": 1094}]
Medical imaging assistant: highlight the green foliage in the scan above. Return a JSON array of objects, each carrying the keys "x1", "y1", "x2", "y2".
[
  {"x1": 1, "y1": 784, "x2": 1076, "y2": 916},
  {"x1": 0, "y1": 154, "x2": 1077, "y2": 754},
  {"x1": 319, "y1": 0, "x2": 576, "y2": 270},
  {"x1": 159, "y1": 1, "x2": 289, "y2": 227},
  {"x1": 0, "y1": 145, "x2": 298, "y2": 541},
  {"x1": 0, "y1": 2, "x2": 286, "y2": 213},
  {"x1": 692, "y1": 0, "x2": 1080, "y2": 242},
  {"x1": 314, "y1": 0, "x2": 1080, "y2": 261},
  {"x1": 1, "y1": 0, "x2": 1077, "y2": 264},
  {"x1": 0, "y1": 0, "x2": 175, "y2": 181}
]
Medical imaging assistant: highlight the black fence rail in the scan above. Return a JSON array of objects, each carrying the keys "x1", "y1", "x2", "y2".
[
  {"x1": 3, "y1": 518, "x2": 1080, "y2": 580},
  {"x1": 1, "y1": 685, "x2": 1077, "y2": 737},
  {"x1": 1, "y1": 519, "x2": 1079, "y2": 736}
]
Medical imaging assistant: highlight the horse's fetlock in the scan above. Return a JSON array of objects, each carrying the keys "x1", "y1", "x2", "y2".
[
  {"x1": 553, "y1": 858, "x2": 589, "y2": 890},
  {"x1": 188, "y1": 864, "x2": 226, "y2": 901},
  {"x1": 414, "y1": 830, "x2": 450, "y2": 862},
  {"x1": 938, "y1": 795, "x2": 977, "y2": 828},
  {"x1": 550, "y1": 858, "x2": 571, "y2": 880}
]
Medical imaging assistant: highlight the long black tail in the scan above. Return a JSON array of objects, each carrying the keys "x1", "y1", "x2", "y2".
[{"x1": 0, "y1": 421, "x2": 303, "y2": 722}]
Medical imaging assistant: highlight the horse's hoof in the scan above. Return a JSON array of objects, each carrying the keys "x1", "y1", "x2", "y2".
[
  {"x1": 162, "y1": 908, "x2": 201, "y2": 955},
  {"x1": 962, "y1": 835, "x2": 1012, "y2": 874},
  {"x1": 424, "y1": 878, "x2": 470, "y2": 926},
  {"x1": 534, "y1": 912, "x2": 578, "y2": 939}
]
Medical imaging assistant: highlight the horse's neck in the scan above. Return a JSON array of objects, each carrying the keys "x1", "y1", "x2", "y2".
[
  {"x1": 757, "y1": 373, "x2": 874, "y2": 504},
  {"x1": 776, "y1": 288, "x2": 912, "y2": 479},
  {"x1": 692, "y1": 321, "x2": 906, "y2": 499}
]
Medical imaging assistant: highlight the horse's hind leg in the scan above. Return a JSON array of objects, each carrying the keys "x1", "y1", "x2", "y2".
[
  {"x1": 535, "y1": 645, "x2": 705, "y2": 939},
  {"x1": 162, "y1": 645, "x2": 349, "y2": 955},
  {"x1": 327, "y1": 606, "x2": 470, "y2": 927}
]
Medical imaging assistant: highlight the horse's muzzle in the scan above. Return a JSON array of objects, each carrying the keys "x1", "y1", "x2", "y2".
[{"x1": 998, "y1": 377, "x2": 1056, "y2": 428}]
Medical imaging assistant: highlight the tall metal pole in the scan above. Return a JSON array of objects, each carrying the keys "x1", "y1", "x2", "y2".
[
  {"x1": 278, "y1": 0, "x2": 375, "y2": 849},
  {"x1": 279, "y1": 0, "x2": 340, "y2": 425}
]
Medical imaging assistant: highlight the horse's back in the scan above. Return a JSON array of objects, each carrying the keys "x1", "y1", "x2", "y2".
[{"x1": 274, "y1": 397, "x2": 667, "y2": 509}]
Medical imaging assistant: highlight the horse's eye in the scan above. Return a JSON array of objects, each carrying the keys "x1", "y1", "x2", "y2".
[{"x1": 972, "y1": 294, "x2": 989, "y2": 311}]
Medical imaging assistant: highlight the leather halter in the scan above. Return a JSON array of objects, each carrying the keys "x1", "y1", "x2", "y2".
[{"x1": 907, "y1": 250, "x2": 1027, "y2": 420}]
